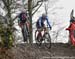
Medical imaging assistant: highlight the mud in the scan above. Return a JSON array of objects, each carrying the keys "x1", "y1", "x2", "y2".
[{"x1": 0, "y1": 43, "x2": 75, "y2": 59}]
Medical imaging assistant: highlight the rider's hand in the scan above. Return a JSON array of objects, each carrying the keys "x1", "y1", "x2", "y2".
[{"x1": 50, "y1": 27, "x2": 52, "y2": 30}]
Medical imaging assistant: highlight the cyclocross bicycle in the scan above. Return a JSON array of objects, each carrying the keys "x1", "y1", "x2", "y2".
[{"x1": 35, "y1": 27, "x2": 51, "y2": 48}]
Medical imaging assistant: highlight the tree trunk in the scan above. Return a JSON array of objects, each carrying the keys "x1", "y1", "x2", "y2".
[{"x1": 28, "y1": 0, "x2": 33, "y2": 43}]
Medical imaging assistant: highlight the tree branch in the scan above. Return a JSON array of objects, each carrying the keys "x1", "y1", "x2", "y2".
[
  {"x1": 32, "y1": 2, "x2": 43, "y2": 16},
  {"x1": 2, "y1": 0, "x2": 8, "y2": 8},
  {"x1": 32, "y1": 0, "x2": 42, "y2": 9}
]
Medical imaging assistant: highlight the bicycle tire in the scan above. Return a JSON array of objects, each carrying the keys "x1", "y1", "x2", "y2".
[
  {"x1": 35, "y1": 33, "x2": 43, "y2": 46},
  {"x1": 22, "y1": 25, "x2": 28, "y2": 42},
  {"x1": 43, "y1": 32, "x2": 51, "y2": 49}
]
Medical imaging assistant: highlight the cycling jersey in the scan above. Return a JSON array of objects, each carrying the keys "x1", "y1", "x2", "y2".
[{"x1": 36, "y1": 16, "x2": 51, "y2": 29}]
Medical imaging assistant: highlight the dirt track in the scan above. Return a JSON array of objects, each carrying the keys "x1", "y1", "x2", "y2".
[{"x1": 0, "y1": 43, "x2": 75, "y2": 59}]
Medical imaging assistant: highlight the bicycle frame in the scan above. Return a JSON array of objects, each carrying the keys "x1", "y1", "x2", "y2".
[
  {"x1": 35, "y1": 27, "x2": 50, "y2": 41},
  {"x1": 35, "y1": 27, "x2": 51, "y2": 48}
]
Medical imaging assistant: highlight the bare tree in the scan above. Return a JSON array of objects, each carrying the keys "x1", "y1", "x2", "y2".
[{"x1": 0, "y1": 0, "x2": 19, "y2": 47}]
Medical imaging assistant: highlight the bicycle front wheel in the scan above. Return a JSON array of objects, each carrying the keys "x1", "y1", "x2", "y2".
[
  {"x1": 22, "y1": 24, "x2": 28, "y2": 42},
  {"x1": 43, "y1": 32, "x2": 51, "y2": 49}
]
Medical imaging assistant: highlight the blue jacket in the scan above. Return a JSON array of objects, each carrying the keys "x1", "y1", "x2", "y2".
[{"x1": 38, "y1": 16, "x2": 51, "y2": 28}]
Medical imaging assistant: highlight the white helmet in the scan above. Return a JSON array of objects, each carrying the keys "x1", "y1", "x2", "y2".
[{"x1": 42, "y1": 13, "x2": 46, "y2": 17}]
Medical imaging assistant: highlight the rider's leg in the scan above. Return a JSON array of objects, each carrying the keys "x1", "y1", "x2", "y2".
[
  {"x1": 18, "y1": 22, "x2": 24, "y2": 35},
  {"x1": 36, "y1": 27, "x2": 41, "y2": 38},
  {"x1": 20, "y1": 23, "x2": 24, "y2": 35},
  {"x1": 21, "y1": 24, "x2": 24, "y2": 38},
  {"x1": 18, "y1": 22, "x2": 23, "y2": 29},
  {"x1": 25, "y1": 21, "x2": 30, "y2": 36},
  {"x1": 43, "y1": 24, "x2": 47, "y2": 34},
  {"x1": 25, "y1": 21, "x2": 30, "y2": 31},
  {"x1": 19, "y1": 23, "x2": 26, "y2": 42}
]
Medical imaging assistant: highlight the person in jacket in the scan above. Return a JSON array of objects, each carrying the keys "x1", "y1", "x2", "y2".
[{"x1": 36, "y1": 13, "x2": 52, "y2": 34}]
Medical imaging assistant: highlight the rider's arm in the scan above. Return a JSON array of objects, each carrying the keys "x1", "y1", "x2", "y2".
[
  {"x1": 38, "y1": 17, "x2": 42, "y2": 27},
  {"x1": 46, "y1": 17, "x2": 52, "y2": 29},
  {"x1": 18, "y1": 18, "x2": 20, "y2": 24}
]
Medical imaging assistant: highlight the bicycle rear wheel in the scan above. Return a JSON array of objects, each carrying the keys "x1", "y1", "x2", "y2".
[{"x1": 43, "y1": 32, "x2": 51, "y2": 48}]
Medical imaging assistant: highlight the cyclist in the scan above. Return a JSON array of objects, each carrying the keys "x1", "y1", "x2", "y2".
[
  {"x1": 17, "y1": 10, "x2": 29, "y2": 29},
  {"x1": 36, "y1": 13, "x2": 52, "y2": 35},
  {"x1": 16, "y1": 10, "x2": 30, "y2": 41}
]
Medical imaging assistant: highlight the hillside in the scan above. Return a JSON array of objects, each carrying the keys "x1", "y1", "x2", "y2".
[{"x1": 0, "y1": 43, "x2": 75, "y2": 59}]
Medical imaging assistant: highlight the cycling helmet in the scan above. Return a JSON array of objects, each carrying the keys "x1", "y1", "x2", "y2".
[
  {"x1": 42, "y1": 13, "x2": 46, "y2": 19},
  {"x1": 42, "y1": 13, "x2": 46, "y2": 17}
]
